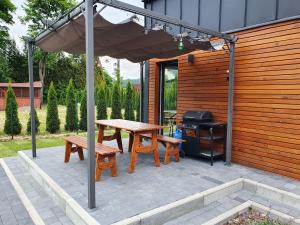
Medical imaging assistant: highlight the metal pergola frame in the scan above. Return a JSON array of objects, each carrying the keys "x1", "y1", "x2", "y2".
[{"x1": 27, "y1": 0, "x2": 236, "y2": 209}]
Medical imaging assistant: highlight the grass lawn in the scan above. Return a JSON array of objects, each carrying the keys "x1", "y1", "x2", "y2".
[{"x1": 0, "y1": 105, "x2": 131, "y2": 158}]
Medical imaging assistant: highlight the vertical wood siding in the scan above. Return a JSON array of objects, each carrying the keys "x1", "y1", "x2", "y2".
[{"x1": 148, "y1": 19, "x2": 300, "y2": 179}]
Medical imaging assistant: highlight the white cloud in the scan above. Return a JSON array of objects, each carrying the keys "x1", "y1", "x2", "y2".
[{"x1": 8, "y1": 0, "x2": 144, "y2": 79}]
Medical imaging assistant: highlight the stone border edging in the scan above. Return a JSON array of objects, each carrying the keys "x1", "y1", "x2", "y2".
[
  {"x1": 243, "y1": 178, "x2": 300, "y2": 209},
  {"x1": 18, "y1": 151, "x2": 101, "y2": 225},
  {"x1": 0, "y1": 158, "x2": 46, "y2": 225},
  {"x1": 111, "y1": 178, "x2": 244, "y2": 225}
]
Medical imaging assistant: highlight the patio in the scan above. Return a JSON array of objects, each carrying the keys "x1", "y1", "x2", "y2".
[{"x1": 4, "y1": 139, "x2": 300, "y2": 225}]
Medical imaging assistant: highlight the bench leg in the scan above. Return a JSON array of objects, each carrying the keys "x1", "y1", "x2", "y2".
[
  {"x1": 109, "y1": 155, "x2": 117, "y2": 177},
  {"x1": 164, "y1": 143, "x2": 180, "y2": 165},
  {"x1": 95, "y1": 154, "x2": 103, "y2": 181},
  {"x1": 64, "y1": 142, "x2": 72, "y2": 163},
  {"x1": 77, "y1": 147, "x2": 84, "y2": 160},
  {"x1": 164, "y1": 143, "x2": 171, "y2": 165},
  {"x1": 96, "y1": 154, "x2": 118, "y2": 181}
]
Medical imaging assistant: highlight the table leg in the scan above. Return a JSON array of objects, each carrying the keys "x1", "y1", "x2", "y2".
[
  {"x1": 152, "y1": 132, "x2": 160, "y2": 167},
  {"x1": 64, "y1": 142, "x2": 72, "y2": 163},
  {"x1": 116, "y1": 128, "x2": 123, "y2": 153},
  {"x1": 97, "y1": 125, "x2": 105, "y2": 143},
  {"x1": 129, "y1": 133, "x2": 139, "y2": 173},
  {"x1": 128, "y1": 132, "x2": 134, "y2": 152}
]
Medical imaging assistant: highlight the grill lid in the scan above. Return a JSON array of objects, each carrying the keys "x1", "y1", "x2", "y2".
[{"x1": 183, "y1": 111, "x2": 213, "y2": 123}]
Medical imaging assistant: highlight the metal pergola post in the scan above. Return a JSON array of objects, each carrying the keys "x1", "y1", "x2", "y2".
[
  {"x1": 28, "y1": 41, "x2": 37, "y2": 158},
  {"x1": 85, "y1": 0, "x2": 96, "y2": 209},
  {"x1": 226, "y1": 41, "x2": 236, "y2": 166}
]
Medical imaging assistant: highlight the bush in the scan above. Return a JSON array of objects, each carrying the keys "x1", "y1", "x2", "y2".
[
  {"x1": 96, "y1": 83, "x2": 107, "y2": 120},
  {"x1": 27, "y1": 109, "x2": 40, "y2": 134},
  {"x1": 79, "y1": 89, "x2": 87, "y2": 131},
  {"x1": 65, "y1": 79, "x2": 78, "y2": 131},
  {"x1": 124, "y1": 82, "x2": 135, "y2": 120},
  {"x1": 46, "y1": 82, "x2": 60, "y2": 133},
  {"x1": 4, "y1": 83, "x2": 22, "y2": 138},
  {"x1": 111, "y1": 81, "x2": 122, "y2": 119}
]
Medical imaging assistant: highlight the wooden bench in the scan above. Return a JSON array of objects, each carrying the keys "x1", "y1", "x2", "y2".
[
  {"x1": 141, "y1": 134, "x2": 186, "y2": 165},
  {"x1": 64, "y1": 136, "x2": 121, "y2": 181}
]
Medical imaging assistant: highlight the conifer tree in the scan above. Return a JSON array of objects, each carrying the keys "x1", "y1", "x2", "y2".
[
  {"x1": 124, "y1": 82, "x2": 135, "y2": 120},
  {"x1": 79, "y1": 89, "x2": 87, "y2": 131},
  {"x1": 27, "y1": 109, "x2": 40, "y2": 134},
  {"x1": 111, "y1": 81, "x2": 122, "y2": 119},
  {"x1": 135, "y1": 91, "x2": 140, "y2": 121},
  {"x1": 96, "y1": 82, "x2": 107, "y2": 120},
  {"x1": 4, "y1": 83, "x2": 22, "y2": 138},
  {"x1": 46, "y1": 82, "x2": 60, "y2": 133},
  {"x1": 65, "y1": 79, "x2": 78, "y2": 131}
]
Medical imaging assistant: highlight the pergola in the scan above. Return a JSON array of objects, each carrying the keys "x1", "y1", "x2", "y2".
[{"x1": 27, "y1": 0, "x2": 236, "y2": 209}]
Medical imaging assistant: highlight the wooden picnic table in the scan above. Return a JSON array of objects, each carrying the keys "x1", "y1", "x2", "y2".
[{"x1": 95, "y1": 119, "x2": 166, "y2": 173}]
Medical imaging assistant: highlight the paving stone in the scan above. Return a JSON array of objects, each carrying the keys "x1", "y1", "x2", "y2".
[
  {"x1": 0, "y1": 166, "x2": 34, "y2": 225},
  {"x1": 17, "y1": 139, "x2": 300, "y2": 225},
  {"x1": 3, "y1": 158, "x2": 74, "y2": 225}
]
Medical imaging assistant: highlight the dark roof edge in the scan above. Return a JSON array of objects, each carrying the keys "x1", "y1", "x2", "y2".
[{"x1": 225, "y1": 14, "x2": 300, "y2": 34}]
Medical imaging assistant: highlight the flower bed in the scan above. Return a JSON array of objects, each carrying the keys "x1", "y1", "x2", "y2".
[{"x1": 226, "y1": 208, "x2": 287, "y2": 225}]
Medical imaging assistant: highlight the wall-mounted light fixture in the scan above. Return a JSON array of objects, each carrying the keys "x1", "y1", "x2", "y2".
[{"x1": 188, "y1": 54, "x2": 194, "y2": 64}]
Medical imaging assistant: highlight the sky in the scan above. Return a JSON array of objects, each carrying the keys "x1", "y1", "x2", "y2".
[{"x1": 8, "y1": 0, "x2": 144, "y2": 80}]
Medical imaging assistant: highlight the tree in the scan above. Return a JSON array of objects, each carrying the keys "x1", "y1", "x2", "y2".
[
  {"x1": 46, "y1": 82, "x2": 60, "y2": 133},
  {"x1": 135, "y1": 91, "x2": 140, "y2": 121},
  {"x1": 65, "y1": 79, "x2": 78, "y2": 131},
  {"x1": 27, "y1": 109, "x2": 40, "y2": 134},
  {"x1": 4, "y1": 83, "x2": 22, "y2": 138},
  {"x1": 0, "y1": 55, "x2": 10, "y2": 82},
  {"x1": 124, "y1": 82, "x2": 135, "y2": 120},
  {"x1": 79, "y1": 89, "x2": 87, "y2": 131},
  {"x1": 0, "y1": 0, "x2": 16, "y2": 49},
  {"x1": 21, "y1": 0, "x2": 76, "y2": 105},
  {"x1": 96, "y1": 82, "x2": 107, "y2": 120},
  {"x1": 111, "y1": 81, "x2": 122, "y2": 119}
]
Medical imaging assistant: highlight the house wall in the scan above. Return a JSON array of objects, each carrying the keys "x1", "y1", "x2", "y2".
[
  {"x1": 0, "y1": 87, "x2": 42, "y2": 110},
  {"x1": 148, "y1": 19, "x2": 300, "y2": 179}
]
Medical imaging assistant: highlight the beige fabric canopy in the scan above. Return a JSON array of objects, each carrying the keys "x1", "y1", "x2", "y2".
[{"x1": 36, "y1": 14, "x2": 214, "y2": 63}]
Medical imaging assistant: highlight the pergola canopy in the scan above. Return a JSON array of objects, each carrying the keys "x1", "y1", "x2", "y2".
[
  {"x1": 28, "y1": 0, "x2": 236, "y2": 209},
  {"x1": 36, "y1": 14, "x2": 215, "y2": 63}
]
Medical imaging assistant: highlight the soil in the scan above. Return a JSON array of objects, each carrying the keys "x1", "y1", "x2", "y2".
[{"x1": 225, "y1": 209, "x2": 286, "y2": 225}]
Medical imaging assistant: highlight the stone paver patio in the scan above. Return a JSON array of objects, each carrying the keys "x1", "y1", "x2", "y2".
[
  {"x1": 0, "y1": 167, "x2": 34, "y2": 225},
  {"x1": 15, "y1": 139, "x2": 300, "y2": 225}
]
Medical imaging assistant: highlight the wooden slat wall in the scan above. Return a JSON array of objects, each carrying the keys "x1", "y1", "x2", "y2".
[{"x1": 148, "y1": 19, "x2": 300, "y2": 180}]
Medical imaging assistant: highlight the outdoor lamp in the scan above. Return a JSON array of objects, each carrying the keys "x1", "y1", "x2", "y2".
[{"x1": 178, "y1": 37, "x2": 184, "y2": 51}]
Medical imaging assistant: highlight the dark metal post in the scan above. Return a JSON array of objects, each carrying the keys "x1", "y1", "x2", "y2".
[
  {"x1": 28, "y1": 41, "x2": 36, "y2": 158},
  {"x1": 140, "y1": 62, "x2": 144, "y2": 122},
  {"x1": 85, "y1": 0, "x2": 96, "y2": 209},
  {"x1": 226, "y1": 41, "x2": 235, "y2": 166}
]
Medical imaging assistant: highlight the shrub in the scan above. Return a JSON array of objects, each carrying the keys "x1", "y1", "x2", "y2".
[
  {"x1": 111, "y1": 81, "x2": 122, "y2": 119},
  {"x1": 79, "y1": 89, "x2": 87, "y2": 131},
  {"x1": 96, "y1": 83, "x2": 107, "y2": 120},
  {"x1": 4, "y1": 83, "x2": 22, "y2": 138},
  {"x1": 46, "y1": 82, "x2": 60, "y2": 133},
  {"x1": 124, "y1": 82, "x2": 135, "y2": 120},
  {"x1": 65, "y1": 79, "x2": 78, "y2": 131},
  {"x1": 27, "y1": 109, "x2": 40, "y2": 134}
]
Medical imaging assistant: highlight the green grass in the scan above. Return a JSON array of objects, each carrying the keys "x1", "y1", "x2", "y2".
[
  {"x1": 0, "y1": 137, "x2": 65, "y2": 158},
  {"x1": 0, "y1": 105, "x2": 133, "y2": 158}
]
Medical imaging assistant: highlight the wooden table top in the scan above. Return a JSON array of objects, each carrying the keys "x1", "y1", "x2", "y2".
[{"x1": 95, "y1": 119, "x2": 166, "y2": 132}]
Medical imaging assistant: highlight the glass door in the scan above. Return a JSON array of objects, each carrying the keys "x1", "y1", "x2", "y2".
[{"x1": 159, "y1": 61, "x2": 178, "y2": 135}]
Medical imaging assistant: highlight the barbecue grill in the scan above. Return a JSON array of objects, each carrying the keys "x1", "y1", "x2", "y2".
[{"x1": 181, "y1": 111, "x2": 227, "y2": 165}]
